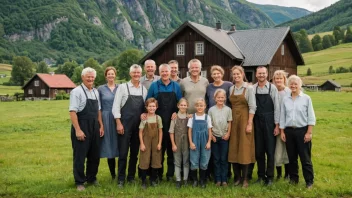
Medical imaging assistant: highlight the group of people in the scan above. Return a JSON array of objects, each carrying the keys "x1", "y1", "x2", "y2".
[{"x1": 69, "y1": 58, "x2": 316, "y2": 191}]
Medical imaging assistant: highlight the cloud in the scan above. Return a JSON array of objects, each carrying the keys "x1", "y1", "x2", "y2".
[{"x1": 246, "y1": 0, "x2": 340, "y2": 11}]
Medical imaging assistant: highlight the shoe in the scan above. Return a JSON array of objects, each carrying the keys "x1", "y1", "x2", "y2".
[
  {"x1": 215, "y1": 181, "x2": 221, "y2": 186},
  {"x1": 254, "y1": 178, "x2": 264, "y2": 184},
  {"x1": 234, "y1": 179, "x2": 241, "y2": 186},
  {"x1": 183, "y1": 180, "x2": 188, "y2": 186},
  {"x1": 176, "y1": 181, "x2": 181, "y2": 189},
  {"x1": 306, "y1": 183, "x2": 313, "y2": 189},
  {"x1": 200, "y1": 180, "x2": 206, "y2": 188},
  {"x1": 192, "y1": 181, "x2": 198, "y2": 187},
  {"x1": 151, "y1": 181, "x2": 158, "y2": 187},
  {"x1": 242, "y1": 180, "x2": 249, "y2": 189},
  {"x1": 289, "y1": 179, "x2": 298, "y2": 185},
  {"x1": 117, "y1": 180, "x2": 124, "y2": 188},
  {"x1": 76, "y1": 185, "x2": 85, "y2": 191},
  {"x1": 127, "y1": 178, "x2": 135, "y2": 183},
  {"x1": 265, "y1": 179, "x2": 273, "y2": 186},
  {"x1": 284, "y1": 174, "x2": 290, "y2": 180},
  {"x1": 276, "y1": 174, "x2": 282, "y2": 181},
  {"x1": 141, "y1": 181, "x2": 147, "y2": 189},
  {"x1": 166, "y1": 176, "x2": 173, "y2": 182},
  {"x1": 111, "y1": 175, "x2": 116, "y2": 180},
  {"x1": 222, "y1": 182, "x2": 228, "y2": 187},
  {"x1": 87, "y1": 180, "x2": 100, "y2": 186}
]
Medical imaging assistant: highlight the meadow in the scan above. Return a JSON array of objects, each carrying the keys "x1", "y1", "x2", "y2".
[{"x1": 0, "y1": 91, "x2": 351, "y2": 197}]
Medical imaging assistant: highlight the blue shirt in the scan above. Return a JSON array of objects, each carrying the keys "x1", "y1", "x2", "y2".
[
  {"x1": 147, "y1": 79, "x2": 182, "y2": 101},
  {"x1": 279, "y1": 91, "x2": 316, "y2": 129}
]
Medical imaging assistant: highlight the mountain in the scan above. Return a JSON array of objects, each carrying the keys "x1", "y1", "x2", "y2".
[
  {"x1": 278, "y1": 0, "x2": 352, "y2": 33},
  {"x1": 251, "y1": 4, "x2": 311, "y2": 24}
]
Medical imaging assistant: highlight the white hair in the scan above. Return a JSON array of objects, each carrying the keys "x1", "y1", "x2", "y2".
[
  {"x1": 159, "y1": 63, "x2": 171, "y2": 72},
  {"x1": 287, "y1": 75, "x2": 302, "y2": 88},
  {"x1": 187, "y1": 59, "x2": 202, "y2": 69},
  {"x1": 144, "y1": 59, "x2": 156, "y2": 67},
  {"x1": 81, "y1": 67, "x2": 96, "y2": 77},
  {"x1": 129, "y1": 64, "x2": 142, "y2": 73}
]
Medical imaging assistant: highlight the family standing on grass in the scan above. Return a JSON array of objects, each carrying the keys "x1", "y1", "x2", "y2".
[{"x1": 69, "y1": 58, "x2": 316, "y2": 192}]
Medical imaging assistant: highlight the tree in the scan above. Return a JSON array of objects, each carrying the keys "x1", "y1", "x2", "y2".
[
  {"x1": 328, "y1": 66, "x2": 334, "y2": 74},
  {"x1": 314, "y1": 43, "x2": 323, "y2": 51},
  {"x1": 307, "y1": 68, "x2": 312, "y2": 76},
  {"x1": 71, "y1": 66, "x2": 83, "y2": 84},
  {"x1": 116, "y1": 49, "x2": 143, "y2": 80},
  {"x1": 311, "y1": 35, "x2": 322, "y2": 51},
  {"x1": 328, "y1": 35, "x2": 336, "y2": 46},
  {"x1": 333, "y1": 26, "x2": 344, "y2": 43},
  {"x1": 0, "y1": 23, "x2": 4, "y2": 38},
  {"x1": 56, "y1": 61, "x2": 79, "y2": 78},
  {"x1": 83, "y1": 58, "x2": 105, "y2": 86},
  {"x1": 322, "y1": 35, "x2": 332, "y2": 49},
  {"x1": 36, "y1": 61, "x2": 49, "y2": 73},
  {"x1": 344, "y1": 26, "x2": 352, "y2": 43},
  {"x1": 298, "y1": 29, "x2": 313, "y2": 53},
  {"x1": 10, "y1": 56, "x2": 35, "y2": 86}
]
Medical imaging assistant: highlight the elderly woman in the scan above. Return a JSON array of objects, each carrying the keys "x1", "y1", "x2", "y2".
[
  {"x1": 272, "y1": 70, "x2": 290, "y2": 180},
  {"x1": 98, "y1": 67, "x2": 119, "y2": 180},
  {"x1": 279, "y1": 75, "x2": 316, "y2": 189},
  {"x1": 180, "y1": 59, "x2": 209, "y2": 114}
]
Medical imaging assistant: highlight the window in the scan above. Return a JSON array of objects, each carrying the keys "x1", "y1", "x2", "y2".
[
  {"x1": 176, "y1": 43, "x2": 185, "y2": 56},
  {"x1": 28, "y1": 89, "x2": 33, "y2": 94},
  {"x1": 41, "y1": 89, "x2": 45, "y2": 95},
  {"x1": 281, "y1": 44, "x2": 284, "y2": 55},
  {"x1": 55, "y1": 89, "x2": 58, "y2": 94},
  {"x1": 195, "y1": 42, "x2": 204, "y2": 55},
  {"x1": 34, "y1": 80, "x2": 39, "y2": 86}
]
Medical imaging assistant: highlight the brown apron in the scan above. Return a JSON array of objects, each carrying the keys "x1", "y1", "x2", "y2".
[
  {"x1": 139, "y1": 116, "x2": 162, "y2": 170},
  {"x1": 228, "y1": 88, "x2": 255, "y2": 164}
]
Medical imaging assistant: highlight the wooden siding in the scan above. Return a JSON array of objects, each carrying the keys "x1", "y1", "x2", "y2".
[{"x1": 23, "y1": 76, "x2": 49, "y2": 98}]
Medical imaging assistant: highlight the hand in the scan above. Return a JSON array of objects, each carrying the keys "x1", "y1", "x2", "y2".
[
  {"x1": 76, "y1": 129, "x2": 86, "y2": 141},
  {"x1": 245, "y1": 123, "x2": 252, "y2": 134},
  {"x1": 222, "y1": 133, "x2": 230, "y2": 141},
  {"x1": 304, "y1": 133, "x2": 312, "y2": 143},
  {"x1": 212, "y1": 135, "x2": 217, "y2": 142},
  {"x1": 281, "y1": 131, "x2": 286, "y2": 142},
  {"x1": 171, "y1": 112, "x2": 177, "y2": 120},
  {"x1": 187, "y1": 114, "x2": 193, "y2": 119},
  {"x1": 190, "y1": 143, "x2": 196, "y2": 150},
  {"x1": 157, "y1": 144, "x2": 162, "y2": 151},
  {"x1": 140, "y1": 113, "x2": 147, "y2": 121},
  {"x1": 99, "y1": 127, "x2": 104, "y2": 137},
  {"x1": 117, "y1": 123, "x2": 124, "y2": 135},
  {"x1": 205, "y1": 142, "x2": 211, "y2": 150},
  {"x1": 140, "y1": 144, "x2": 146, "y2": 152},
  {"x1": 274, "y1": 125, "x2": 280, "y2": 136},
  {"x1": 172, "y1": 144, "x2": 177, "y2": 152}
]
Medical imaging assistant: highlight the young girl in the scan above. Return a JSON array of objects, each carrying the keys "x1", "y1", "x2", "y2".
[
  {"x1": 139, "y1": 98, "x2": 163, "y2": 189},
  {"x1": 169, "y1": 98, "x2": 189, "y2": 189},
  {"x1": 188, "y1": 98, "x2": 212, "y2": 188},
  {"x1": 208, "y1": 89, "x2": 232, "y2": 186}
]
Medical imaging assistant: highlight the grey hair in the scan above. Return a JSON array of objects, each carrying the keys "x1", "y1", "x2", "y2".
[
  {"x1": 81, "y1": 67, "x2": 96, "y2": 77},
  {"x1": 129, "y1": 64, "x2": 142, "y2": 73},
  {"x1": 287, "y1": 75, "x2": 302, "y2": 88},
  {"x1": 159, "y1": 63, "x2": 171, "y2": 72},
  {"x1": 144, "y1": 59, "x2": 156, "y2": 67},
  {"x1": 213, "y1": 88, "x2": 227, "y2": 100},
  {"x1": 187, "y1": 59, "x2": 202, "y2": 69}
]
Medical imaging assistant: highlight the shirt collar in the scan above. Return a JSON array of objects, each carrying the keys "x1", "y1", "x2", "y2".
[
  {"x1": 81, "y1": 83, "x2": 94, "y2": 91},
  {"x1": 143, "y1": 75, "x2": 156, "y2": 81},
  {"x1": 289, "y1": 91, "x2": 304, "y2": 98},
  {"x1": 234, "y1": 82, "x2": 247, "y2": 90},
  {"x1": 128, "y1": 81, "x2": 141, "y2": 88},
  {"x1": 158, "y1": 79, "x2": 173, "y2": 86}
]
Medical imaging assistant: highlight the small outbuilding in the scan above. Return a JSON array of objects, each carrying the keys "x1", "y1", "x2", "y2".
[{"x1": 320, "y1": 80, "x2": 341, "y2": 92}]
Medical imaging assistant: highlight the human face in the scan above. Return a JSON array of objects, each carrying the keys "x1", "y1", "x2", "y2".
[
  {"x1": 129, "y1": 69, "x2": 142, "y2": 82},
  {"x1": 211, "y1": 70, "x2": 223, "y2": 83},
  {"x1": 215, "y1": 92, "x2": 226, "y2": 106},
  {"x1": 177, "y1": 101, "x2": 188, "y2": 114},
  {"x1": 160, "y1": 66, "x2": 171, "y2": 81},
  {"x1": 195, "y1": 101, "x2": 206, "y2": 114},
  {"x1": 105, "y1": 69, "x2": 116, "y2": 83},
  {"x1": 256, "y1": 67, "x2": 268, "y2": 83},
  {"x1": 82, "y1": 72, "x2": 95, "y2": 88},
  {"x1": 144, "y1": 61, "x2": 156, "y2": 77},
  {"x1": 170, "y1": 63, "x2": 179, "y2": 77},
  {"x1": 146, "y1": 102, "x2": 157, "y2": 114},
  {"x1": 274, "y1": 75, "x2": 285, "y2": 88},
  {"x1": 289, "y1": 80, "x2": 300, "y2": 94},
  {"x1": 232, "y1": 69, "x2": 243, "y2": 83},
  {"x1": 189, "y1": 62, "x2": 201, "y2": 77}
]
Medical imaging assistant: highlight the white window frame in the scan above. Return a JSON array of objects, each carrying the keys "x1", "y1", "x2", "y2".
[
  {"x1": 176, "y1": 43, "x2": 185, "y2": 56},
  {"x1": 34, "y1": 80, "x2": 39, "y2": 86},
  {"x1": 41, "y1": 89, "x2": 45, "y2": 95},
  {"x1": 281, "y1": 44, "x2": 285, "y2": 56},
  {"x1": 28, "y1": 89, "x2": 33, "y2": 94},
  {"x1": 195, "y1": 42, "x2": 204, "y2": 55}
]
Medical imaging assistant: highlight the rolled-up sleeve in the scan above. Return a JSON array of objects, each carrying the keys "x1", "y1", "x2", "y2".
[
  {"x1": 112, "y1": 87, "x2": 123, "y2": 119},
  {"x1": 247, "y1": 86, "x2": 257, "y2": 114},
  {"x1": 307, "y1": 96, "x2": 316, "y2": 126},
  {"x1": 279, "y1": 99, "x2": 286, "y2": 129},
  {"x1": 69, "y1": 89, "x2": 80, "y2": 112}
]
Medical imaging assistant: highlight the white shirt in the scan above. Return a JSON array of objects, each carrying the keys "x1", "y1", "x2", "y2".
[
  {"x1": 69, "y1": 84, "x2": 100, "y2": 112},
  {"x1": 187, "y1": 114, "x2": 212, "y2": 129}
]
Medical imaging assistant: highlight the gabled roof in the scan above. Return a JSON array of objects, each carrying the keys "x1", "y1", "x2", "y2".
[
  {"x1": 229, "y1": 27, "x2": 304, "y2": 66},
  {"x1": 23, "y1": 73, "x2": 76, "y2": 89},
  {"x1": 322, "y1": 80, "x2": 341, "y2": 88}
]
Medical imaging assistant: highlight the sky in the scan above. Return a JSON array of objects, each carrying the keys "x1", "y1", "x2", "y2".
[{"x1": 246, "y1": 0, "x2": 340, "y2": 12}]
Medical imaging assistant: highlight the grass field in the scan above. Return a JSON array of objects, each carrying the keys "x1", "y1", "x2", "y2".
[
  {"x1": 308, "y1": 31, "x2": 333, "y2": 40},
  {"x1": 0, "y1": 64, "x2": 12, "y2": 85},
  {"x1": 0, "y1": 91, "x2": 351, "y2": 197}
]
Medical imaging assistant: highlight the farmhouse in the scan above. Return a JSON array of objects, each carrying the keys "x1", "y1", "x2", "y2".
[
  {"x1": 320, "y1": 80, "x2": 341, "y2": 92},
  {"x1": 23, "y1": 73, "x2": 76, "y2": 100},
  {"x1": 140, "y1": 21, "x2": 304, "y2": 82}
]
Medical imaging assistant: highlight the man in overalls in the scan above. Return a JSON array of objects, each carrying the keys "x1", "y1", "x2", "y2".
[
  {"x1": 252, "y1": 66, "x2": 280, "y2": 186},
  {"x1": 69, "y1": 67, "x2": 104, "y2": 191},
  {"x1": 146, "y1": 63, "x2": 183, "y2": 181},
  {"x1": 112, "y1": 64, "x2": 147, "y2": 187}
]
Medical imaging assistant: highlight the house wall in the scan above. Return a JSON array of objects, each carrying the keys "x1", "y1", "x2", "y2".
[
  {"x1": 23, "y1": 76, "x2": 49, "y2": 98},
  {"x1": 321, "y1": 82, "x2": 337, "y2": 91}
]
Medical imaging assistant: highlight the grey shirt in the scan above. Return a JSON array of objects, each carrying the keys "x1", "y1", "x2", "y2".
[
  {"x1": 69, "y1": 83, "x2": 101, "y2": 112},
  {"x1": 279, "y1": 91, "x2": 316, "y2": 129},
  {"x1": 229, "y1": 82, "x2": 257, "y2": 114},
  {"x1": 140, "y1": 75, "x2": 160, "y2": 90},
  {"x1": 253, "y1": 81, "x2": 280, "y2": 124},
  {"x1": 208, "y1": 105, "x2": 232, "y2": 137},
  {"x1": 180, "y1": 76, "x2": 209, "y2": 114}
]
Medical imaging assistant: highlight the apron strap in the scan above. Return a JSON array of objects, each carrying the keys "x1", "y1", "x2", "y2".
[
  {"x1": 242, "y1": 87, "x2": 247, "y2": 96},
  {"x1": 205, "y1": 114, "x2": 207, "y2": 121},
  {"x1": 268, "y1": 83, "x2": 271, "y2": 94},
  {"x1": 126, "y1": 83, "x2": 130, "y2": 96},
  {"x1": 255, "y1": 84, "x2": 258, "y2": 94},
  {"x1": 231, "y1": 86, "x2": 235, "y2": 96},
  {"x1": 156, "y1": 115, "x2": 159, "y2": 129},
  {"x1": 80, "y1": 85, "x2": 89, "y2": 99},
  {"x1": 92, "y1": 88, "x2": 98, "y2": 100}
]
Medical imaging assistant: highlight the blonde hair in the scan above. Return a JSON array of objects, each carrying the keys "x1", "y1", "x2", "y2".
[
  {"x1": 210, "y1": 65, "x2": 224, "y2": 76},
  {"x1": 177, "y1": 97, "x2": 189, "y2": 106},
  {"x1": 194, "y1": 98, "x2": 206, "y2": 106},
  {"x1": 272, "y1": 70, "x2": 288, "y2": 86},
  {"x1": 213, "y1": 89, "x2": 226, "y2": 100},
  {"x1": 287, "y1": 75, "x2": 302, "y2": 88},
  {"x1": 231, "y1": 65, "x2": 248, "y2": 82}
]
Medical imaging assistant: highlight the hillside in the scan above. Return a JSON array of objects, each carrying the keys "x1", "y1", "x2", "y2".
[{"x1": 278, "y1": 0, "x2": 352, "y2": 33}]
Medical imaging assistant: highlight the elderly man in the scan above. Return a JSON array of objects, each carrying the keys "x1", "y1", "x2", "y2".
[
  {"x1": 147, "y1": 63, "x2": 182, "y2": 181},
  {"x1": 140, "y1": 59, "x2": 160, "y2": 90},
  {"x1": 69, "y1": 67, "x2": 104, "y2": 191},
  {"x1": 252, "y1": 66, "x2": 280, "y2": 186},
  {"x1": 168, "y1": 60, "x2": 181, "y2": 84},
  {"x1": 112, "y1": 64, "x2": 147, "y2": 187}
]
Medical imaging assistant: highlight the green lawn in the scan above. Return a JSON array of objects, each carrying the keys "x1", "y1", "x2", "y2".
[
  {"x1": 307, "y1": 31, "x2": 333, "y2": 40},
  {"x1": 0, "y1": 91, "x2": 351, "y2": 197},
  {"x1": 0, "y1": 85, "x2": 22, "y2": 95}
]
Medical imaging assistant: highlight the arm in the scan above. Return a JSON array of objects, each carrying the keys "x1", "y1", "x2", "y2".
[
  {"x1": 98, "y1": 110, "x2": 104, "y2": 137},
  {"x1": 158, "y1": 128, "x2": 163, "y2": 150},
  {"x1": 304, "y1": 125, "x2": 314, "y2": 143},
  {"x1": 70, "y1": 111, "x2": 86, "y2": 141},
  {"x1": 170, "y1": 133, "x2": 177, "y2": 152},
  {"x1": 206, "y1": 128, "x2": 212, "y2": 149},
  {"x1": 280, "y1": 129, "x2": 286, "y2": 142},
  {"x1": 246, "y1": 113, "x2": 254, "y2": 133},
  {"x1": 139, "y1": 129, "x2": 146, "y2": 152},
  {"x1": 188, "y1": 127, "x2": 196, "y2": 150},
  {"x1": 112, "y1": 86, "x2": 125, "y2": 134},
  {"x1": 223, "y1": 121, "x2": 231, "y2": 140}
]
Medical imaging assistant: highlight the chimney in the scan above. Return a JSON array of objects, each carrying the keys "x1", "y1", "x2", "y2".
[
  {"x1": 49, "y1": 71, "x2": 55, "y2": 76},
  {"x1": 216, "y1": 21, "x2": 221, "y2": 30},
  {"x1": 230, "y1": 24, "x2": 236, "y2": 32}
]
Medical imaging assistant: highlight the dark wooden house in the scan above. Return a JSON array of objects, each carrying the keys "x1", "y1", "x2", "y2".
[
  {"x1": 320, "y1": 80, "x2": 341, "y2": 92},
  {"x1": 23, "y1": 73, "x2": 76, "y2": 100},
  {"x1": 140, "y1": 21, "x2": 304, "y2": 83}
]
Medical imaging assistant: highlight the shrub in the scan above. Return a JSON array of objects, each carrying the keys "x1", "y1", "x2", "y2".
[{"x1": 307, "y1": 68, "x2": 312, "y2": 76}]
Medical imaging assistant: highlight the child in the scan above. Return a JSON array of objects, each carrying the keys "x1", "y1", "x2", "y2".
[
  {"x1": 188, "y1": 98, "x2": 212, "y2": 188},
  {"x1": 169, "y1": 98, "x2": 189, "y2": 189},
  {"x1": 139, "y1": 98, "x2": 163, "y2": 189},
  {"x1": 208, "y1": 89, "x2": 232, "y2": 186}
]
